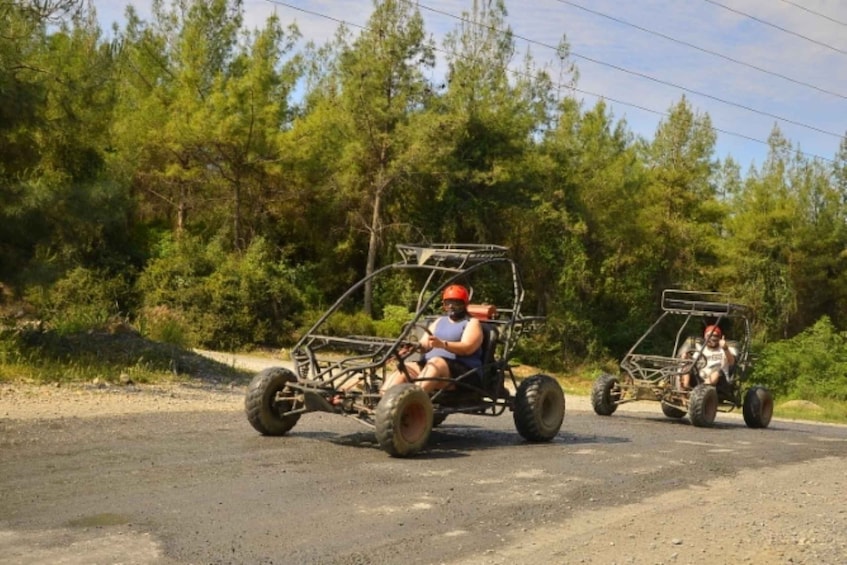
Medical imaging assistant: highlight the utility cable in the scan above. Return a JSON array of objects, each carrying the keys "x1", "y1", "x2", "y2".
[
  {"x1": 415, "y1": 1, "x2": 844, "y2": 139},
  {"x1": 553, "y1": 0, "x2": 847, "y2": 100},
  {"x1": 778, "y1": 0, "x2": 847, "y2": 27},
  {"x1": 264, "y1": 0, "x2": 838, "y2": 163},
  {"x1": 704, "y1": 0, "x2": 847, "y2": 55}
]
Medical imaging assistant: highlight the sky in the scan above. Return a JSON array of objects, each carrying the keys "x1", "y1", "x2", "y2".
[{"x1": 93, "y1": 0, "x2": 847, "y2": 172}]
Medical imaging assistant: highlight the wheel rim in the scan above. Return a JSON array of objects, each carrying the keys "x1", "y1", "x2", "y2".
[
  {"x1": 400, "y1": 402, "x2": 427, "y2": 442},
  {"x1": 758, "y1": 390, "x2": 773, "y2": 423},
  {"x1": 607, "y1": 383, "x2": 620, "y2": 404}
]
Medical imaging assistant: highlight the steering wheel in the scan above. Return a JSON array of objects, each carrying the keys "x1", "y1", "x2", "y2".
[{"x1": 394, "y1": 322, "x2": 431, "y2": 361}]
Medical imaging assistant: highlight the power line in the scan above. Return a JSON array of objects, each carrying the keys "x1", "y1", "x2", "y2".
[
  {"x1": 553, "y1": 0, "x2": 847, "y2": 100},
  {"x1": 556, "y1": 83, "x2": 834, "y2": 164},
  {"x1": 704, "y1": 0, "x2": 847, "y2": 55},
  {"x1": 264, "y1": 0, "x2": 837, "y2": 163},
  {"x1": 415, "y1": 1, "x2": 844, "y2": 139},
  {"x1": 778, "y1": 0, "x2": 847, "y2": 28}
]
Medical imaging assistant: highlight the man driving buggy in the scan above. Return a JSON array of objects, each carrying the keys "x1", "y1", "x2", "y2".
[
  {"x1": 679, "y1": 324, "x2": 736, "y2": 390},
  {"x1": 381, "y1": 284, "x2": 483, "y2": 393}
]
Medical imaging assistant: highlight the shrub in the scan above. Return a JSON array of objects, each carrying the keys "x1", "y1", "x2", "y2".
[
  {"x1": 25, "y1": 267, "x2": 129, "y2": 335},
  {"x1": 137, "y1": 235, "x2": 305, "y2": 350},
  {"x1": 373, "y1": 304, "x2": 414, "y2": 338},
  {"x1": 755, "y1": 316, "x2": 847, "y2": 401},
  {"x1": 138, "y1": 305, "x2": 196, "y2": 349},
  {"x1": 318, "y1": 309, "x2": 376, "y2": 337}
]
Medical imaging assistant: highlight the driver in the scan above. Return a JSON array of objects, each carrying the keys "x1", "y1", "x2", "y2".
[
  {"x1": 680, "y1": 325, "x2": 736, "y2": 390},
  {"x1": 381, "y1": 284, "x2": 483, "y2": 393}
]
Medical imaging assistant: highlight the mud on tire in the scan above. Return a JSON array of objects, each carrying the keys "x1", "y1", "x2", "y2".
[
  {"x1": 514, "y1": 374, "x2": 565, "y2": 442},
  {"x1": 245, "y1": 367, "x2": 301, "y2": 436},
  {"x1": 375, "y1": 384, "x2": 433, "y2": 457},
  {"x1": 591, "y1": 373, "x2": 621, "y2": 416}
]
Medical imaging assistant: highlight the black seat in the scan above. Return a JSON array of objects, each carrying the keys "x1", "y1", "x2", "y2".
[{"x1": 478, "y1": 323, "x2": 501, "y2": 392}]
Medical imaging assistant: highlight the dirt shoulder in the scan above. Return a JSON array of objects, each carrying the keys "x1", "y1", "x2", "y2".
[
  {"x1": 0, "y1": 381, "x2": 243, "y2": 421},
  {"x1": 452, "y1": 454, "x2": 847, "y2": 565}
]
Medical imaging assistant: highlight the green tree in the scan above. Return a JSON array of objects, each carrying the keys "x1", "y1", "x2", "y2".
[
  {"x1": 112, "y1": 0, "x2": 302, "y2": 249},
  {"x1": 721, "y1": 127, "x2": 798, "y2": 338},
  {"x1": 1, "y1": 1, "x2": 131, "y2": 297},
  {"x1": 328, "y1": 0, "x2": 435, "y2": 314},
  {"x1": 640, "y1": 96, "x2": 722, "y2": 293},
  {"x1": 418, "y1": 0, "x2": 551, "y2": 245},
  {"x1": 535, "y1": 98, "x2": 646, "y2": 358}
]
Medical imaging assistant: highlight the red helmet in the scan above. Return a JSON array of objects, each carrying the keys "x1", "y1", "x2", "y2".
[
  {"x1": 704, "y1": 325, "x2": 722, "y2": 338},
  {"x1": 442, "y1": 284, "x2": 469, "y2": 305}
]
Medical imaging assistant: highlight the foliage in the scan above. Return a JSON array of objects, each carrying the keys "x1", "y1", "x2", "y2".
[
  {"x1": 24, "y1": 266, "x2": 133, "y2": 335},
  {"x1": 138, "y1": 305, "x2": 196, "y2": 349},
  {"x1": 0, "y1": 325, "x2": 248, "y2": 385},
  {"x1": 373, "y1": 304, "x2": 414, "y2": 338},
  {"x1": 755, "y1": 316, "x2": 847, "y2": 401},
  {"x1": 3, "y1": 0, "x2": 847, "y2": 419},
  {"x1": 137, "y1": 235, "x2": 305, "y2": 350}
]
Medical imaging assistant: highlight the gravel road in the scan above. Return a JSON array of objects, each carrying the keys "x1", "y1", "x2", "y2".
[{"x1": 1, "y1": 352, "x2": 846, "y2": 564}]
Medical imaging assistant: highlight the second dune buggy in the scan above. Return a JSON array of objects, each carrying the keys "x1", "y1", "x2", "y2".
[
  {"x1": 591, "y1": 289, "x2": 774, "y2": 428},
  {"x1": 245, "y1": 243, "x2": 565, "y2": 457}
]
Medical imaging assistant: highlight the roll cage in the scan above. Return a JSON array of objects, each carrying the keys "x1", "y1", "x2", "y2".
[
  {"x1": 285, "y1": 243, "x2": 542, "y2": 423},
  {"x1": 619, "y1": 289, "x2": 753, "y2": 404}
]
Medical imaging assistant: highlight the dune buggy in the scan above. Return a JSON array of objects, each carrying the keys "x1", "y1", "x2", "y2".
[
  {"x1": 591, "y1": 289, "x2": 773, "y2": 428},
  {"x1": 245, "y1": 243, "x2": 565, "y2": 457}
]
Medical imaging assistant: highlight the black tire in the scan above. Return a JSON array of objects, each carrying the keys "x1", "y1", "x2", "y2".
[
  {"x1": 661, "y1": 402, "x2": 686, "y2": 419},
  {"x1": 245, "y1": 367, "x2": 301, "y2": 436},
  {"x1": 514, "y1": 374, "x2": 565, "y2": 442},
  {"x1": 688, "y1": 384, "x2": 718, "y2": 427},
  {"x1": 591, "y1": 373, "x2": 620, "y2": 416},
  {"x1": 743, "y1": 385, "x2": 774, "y2": 429},
  {"x1": 375, "y1": 384, "x2": 433, "y2": 457}
]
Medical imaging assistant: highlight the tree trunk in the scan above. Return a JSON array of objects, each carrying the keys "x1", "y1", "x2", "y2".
[{"x1": 363, "y1": 184, "x2": 383, "y2": 317}]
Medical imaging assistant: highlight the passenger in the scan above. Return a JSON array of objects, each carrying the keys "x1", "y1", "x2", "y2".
[
  {"x1": 381, "y1": 284, "x2": 483, "y2": 393},
  {"x1": 680, "y1": 325, "x2": 735, "y2": 390}
]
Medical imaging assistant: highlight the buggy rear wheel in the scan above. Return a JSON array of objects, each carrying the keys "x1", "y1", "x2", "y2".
[
  {"x1": 245, "y1": 367, "x2": 301, "y2": 436},
  {"x1": 743, "y1": 385, "x2": 773, "y2": 429},
  {"x1": 375, "y1": 384, "x2": 433, "y2": 457},
  {"x1": 514, "y1": 374, "x2": 565, "y2": 442},
  {"x1": 688, "y1": 384, "x2": 718, "y2": 427},
  {"x1": 591, "y1": 373, "x2": 621, "y2": 416}
]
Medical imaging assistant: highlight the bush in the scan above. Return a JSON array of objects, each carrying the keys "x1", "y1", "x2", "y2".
[
  {"x1": 137, "y1": 235, "x2": 305, "y2": 350},
  {"x1": 138, "y1": 305, "x2": 196, "y2": 349},
  {"x1": 755, "y1": 316, "x2": 847, "y2": 401},
  {"x1": 373, "y1": 304, "x2": 414, "y2": 338},
  {"x1": 317, "y1": 309, "x2": 376, "y2": 338},
  {"x1": 25, "y1": 266, "x2": 130, "y2": 335}
]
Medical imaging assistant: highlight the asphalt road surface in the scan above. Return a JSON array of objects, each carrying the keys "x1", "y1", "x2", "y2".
[{"x1": 1, "y1": 381, "x2": 846, "y2": 565}]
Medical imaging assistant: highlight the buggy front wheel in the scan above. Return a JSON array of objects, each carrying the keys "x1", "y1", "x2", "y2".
[
  {"x1": 591, "y1": 373, "x2": 621, "y2": 416},
  {"x1": 245, "y1": 367, "x2": 301, "y2": 436},
  {"x1": 743, "y1": 386, "x2": 773, "y2": 429},
  {"x1": 375, "y1": 384, "x2": 433, "y2": 457},
  {"x1": 514, "y1": 374, "x2": 565, "y2": 442},
  {"x1": 688, "y1": 384, "x2": 718, "y2": 427}
]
